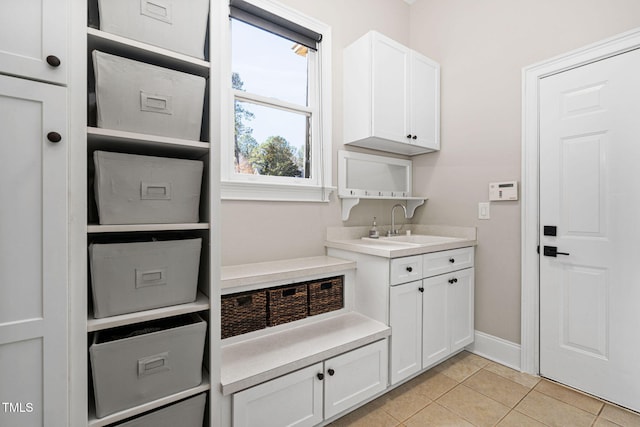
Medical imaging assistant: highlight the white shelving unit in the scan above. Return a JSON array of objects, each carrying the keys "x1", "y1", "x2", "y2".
[{"x1": 80, "y1": 2, "x2": 217, "y2": 425}]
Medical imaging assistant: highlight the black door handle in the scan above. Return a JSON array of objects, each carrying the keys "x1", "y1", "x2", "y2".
[{"x1": 543, "y1": 246, "x2": 570, "y2": 257}]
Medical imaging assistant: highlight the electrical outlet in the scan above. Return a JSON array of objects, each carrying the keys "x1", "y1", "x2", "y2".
[{"x1": 478, "y1": 202, "x2": 490, "y2": 220}]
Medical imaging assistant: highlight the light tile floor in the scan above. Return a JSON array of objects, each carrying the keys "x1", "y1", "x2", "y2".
[{"x1": 329, "y1": 351, "x2": 640, "y2": 427}]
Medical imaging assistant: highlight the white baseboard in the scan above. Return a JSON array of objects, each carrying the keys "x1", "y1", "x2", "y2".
[{"x1": 466, "y1": 330, "x2": 521, "y2": 371}]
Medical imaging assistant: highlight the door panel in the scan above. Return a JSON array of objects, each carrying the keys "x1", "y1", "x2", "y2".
[
  {"x1": 0, "y1": 0, "x2": 67, "y2": 85},
  {"x1": 389, "y1": 281, "x2": 422, "y2": 384},
  {"x1": 422, "y1": 276, "x2": 449, "y2": 368},
  {"x1": 540, "y1": 48, "x2": 640, "y2": 412},
  {"x1": 372, "y1": 34, "x2": 408, "y2": 142},
  {"x1": 0, "y1": 75, "x2": 68, "y2": 426},
  {"x1": 410, "y1": 52, "x2": 439, "y2": 150},
  {"x1": 324, "y1": 339, "x2": 388, "y2": 419},
  {"x1": 233, "y1": 363, "x2": 323, "y2": 427},
  {"x1": 449, "y1": 268, "x2": 474, "y2": 352}
]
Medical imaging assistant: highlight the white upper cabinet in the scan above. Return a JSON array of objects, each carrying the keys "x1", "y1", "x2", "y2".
[
  {"x1": 0, "y1": 0, "x2": 67, "y2": 85},
  {"x1": 343, "y1": 31, "x2": 440, "y2": 156}
]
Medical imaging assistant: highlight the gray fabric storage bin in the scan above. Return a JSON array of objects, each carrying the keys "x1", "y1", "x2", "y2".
[
  {"x1": 115, "y1": 393, "x2": 206, "y2": 427},
  {"x1": 93, "y1": 50, "x2": 205, "y2": 140},
  {"x1": 98, "y1": 0, "x2": 209, "y2": 59},
  {"x1": 93, "y1": 151, "x2": 203, "y2": 225},
  {"x1": 90, "y1": 314, "x2": 206, "y2": 418},
  {"x1": 90, "y1": 238, "x2": 202, "y2": 318}
]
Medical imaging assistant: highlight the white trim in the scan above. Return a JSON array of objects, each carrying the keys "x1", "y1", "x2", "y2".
[
  {"x1": 521, "y1": 26, "x2": 640, "y2": 375},
  {"x1": 221, "y1": 180, "x2": 334, "y2": 202},
  {"x1": 466, "y1": 331, "x2": 521, "y2": 371}
]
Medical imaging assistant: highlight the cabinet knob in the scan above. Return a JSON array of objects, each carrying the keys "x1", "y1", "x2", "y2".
[
  {"x1": 448, "y1": 278, "x2": 454, "y2": 284},
  {"x1": 327, "y1": 368, "x2": 335, "y2": 376},
  {"x1": 406, "y1": 134, "x2": 412, "y2": 139},
  {"x1": 47, "y1": 132, "x2": 62, "y2": 143},
  {"x1": 412, "y1": 135, "x2": 417, "y2": 140},
  {"x1": 317, "y1": 373, "x2": 324, "y2": 380},
  {"x1": 449, "y1": 258, "x2": 455, "y2": 263},
  {"x1": 406, "y1": 266, "x2": 413, "y2": 272},
  {"x1": 46, "y1": 55, "x2": 61, "y2": 68},
  {"x1": 418, "y1": 287, "x2": 424, "y2": 293}
]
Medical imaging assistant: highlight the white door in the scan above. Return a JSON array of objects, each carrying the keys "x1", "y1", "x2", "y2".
[
  {"x1": 539, "y1": 48, "x2": 640, "y2": 412},
  {"x1": 390, "y1": 281, "x2": 422, "y2": 384},
  {"x1": 372, "y1": 34, "x2": 409, "y2": 143},
  {"x1": 324, "y1": 339, "x2": 388, "y2": 419},
  {"x1": 0, "y1": 0, "x2": 67, "y2": 85},
  {"x1": 233, "y1": 363, "x2": 323, "y2": 427},
  {"x1": 422, "y1": 275, "x2": 449, "y2": 368},
  {"x1": 410, "y1": 52, "x2": 440, "y2": 151},
  {"x1": 448, "y1": 268, "x2": 474, "y2": 353},
  {"x1": 0, "y1": 75, "x2": 68, "y2": 425}
]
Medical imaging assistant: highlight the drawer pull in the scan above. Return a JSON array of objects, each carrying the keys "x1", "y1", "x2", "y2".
[
  {"x1": 406, "y1": 266, "x2": 413, "y2": 272},
  {"x1": 448, "y1": 278, "x2": 458, "y2": 284},
  {"x1": 418, "y1": 287, "x2": 424, "y2": 293},
  {"x1": 449, "y1": 258, "x2": 455, "y2": 263}
]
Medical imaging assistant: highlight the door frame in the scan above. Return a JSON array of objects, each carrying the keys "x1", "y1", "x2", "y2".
[{"x1": 521, "y1": 26, "x2": 640, "y2": 375}]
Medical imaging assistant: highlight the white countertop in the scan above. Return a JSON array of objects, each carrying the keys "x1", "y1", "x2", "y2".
[
  {"x1": 221, "y1": 255, "x2": 356, "y2": 294},
  {"x1": 220, "y1": 312, "x2": 390, "y2": 395},
  {"x1": 325, "y1": 225, "x2": 477, "y2": 259}
]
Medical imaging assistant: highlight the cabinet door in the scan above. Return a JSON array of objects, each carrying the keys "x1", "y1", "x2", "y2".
[
  {"x1": 324, "y1": 339, "x2": 388, "y2": 419},
  {"x1": 449, "y1": 268, "x2": 475, "y2": 352},
  {"x1": 0, "y1": 0, "x2": 67, "y2": 85},
  {"x1": 409, "y1": 52, "x2": 440, "y2": 151},
  {"x1": 0, "y1": 75, "x2": 68, "y2": 427},
  {"x1": 390, "y1": 282, "x2": 422, "y2": 384},
  {"x1": 233, "y1": 363, "x2": 323, "y2": 427},
  {"x1": 371, "y1": 33, "x2": 409, "y2": 143},
  {"x1": 422, "y1": 275, "x2": 449, "y2": 369}
]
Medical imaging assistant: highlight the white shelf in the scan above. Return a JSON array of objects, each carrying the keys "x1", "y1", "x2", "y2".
[
  {"x1": 339, "y1": 196, "x2": 427, "y2": 221},
  {"x1": 221, "y1": 312, "x2": 391, "y2": 395},
  {"x1": 87, "y1": 223, "x2": 210, "y2": 233},
  {"x1": 87, "y1": 292, "x2": 210, "y2": 332},
  {"x1": 87, "y1": 28, "x2": 210, "y2": 77},
  {"x1": 87, "y1": 370, "x2": 210, "y2": 427},
  {"x1": 87, "y1": 127, "x2": 210, "y2": 159}
]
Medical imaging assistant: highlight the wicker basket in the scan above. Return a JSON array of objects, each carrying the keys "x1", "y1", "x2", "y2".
[
  {"x1": 221, "y1": 290, "x2": 267, "y2": 339},
  {"x1": 267, "y1": 284, "x2": 308, "y2": 326},
  {"x1": 308, "y1": 276, "x2": 344, "y2": 316}
]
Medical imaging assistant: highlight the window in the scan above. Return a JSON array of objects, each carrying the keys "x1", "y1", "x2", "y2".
[{"x1": 222, "y1": 0, "x2": 332, "y2": 201}]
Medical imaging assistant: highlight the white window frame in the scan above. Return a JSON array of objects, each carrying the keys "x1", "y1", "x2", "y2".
[{"x1": 221, "y1": 0, "x2": 333, "y2": 202}]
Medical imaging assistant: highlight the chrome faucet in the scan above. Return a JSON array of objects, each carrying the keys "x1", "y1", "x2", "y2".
[{"x1": 388, "y1": 203, "x2": 407, "y2": 236}]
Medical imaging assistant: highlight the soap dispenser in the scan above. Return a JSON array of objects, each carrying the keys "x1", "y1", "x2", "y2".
[{"x1": 369, "y1": 217, "x2": 379, "y2": 239}]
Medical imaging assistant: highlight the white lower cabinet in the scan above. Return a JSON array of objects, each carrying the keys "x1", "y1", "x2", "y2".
[
  {"x1": 422, "y1": 268, "x2": 474, "y2": 368},
  {"x1": 390, "y1": 248, "x2": 475, "y2": 385},
  {"x1": 233, "y1": 339, "x2": 388, "y2": 427}
]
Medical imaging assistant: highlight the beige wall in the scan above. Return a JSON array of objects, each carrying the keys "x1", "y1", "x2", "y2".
[
  {"x1": 221, "y1": 0, "x2": 640, "y2": 345},
  {"x1": 221, "y1": 0, "x2": 412, "y2": 265},
  {"x1": 409, "y1": 0, "x2": 640, "y2": 343}
]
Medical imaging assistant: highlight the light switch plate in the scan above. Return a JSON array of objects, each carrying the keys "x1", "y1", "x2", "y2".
[{"x1": 478, "y1": 202, "x2": 490, "y2": 220}]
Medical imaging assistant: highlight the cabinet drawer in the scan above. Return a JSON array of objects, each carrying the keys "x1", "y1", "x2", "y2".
[
  {"x1": 423, "y1": 247, "x2": 474, "y2": 278},
  {"x1": 390, "y1": 255, "x2": 423, "y2": 285}
]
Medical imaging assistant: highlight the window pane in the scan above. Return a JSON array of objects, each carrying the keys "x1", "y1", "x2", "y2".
[
  {"x1": 231, "y1": 19, "x2": 309, "y2": 106},
  {"x1": 234, "y1": 100, "x2": 311, "y2": 178}
]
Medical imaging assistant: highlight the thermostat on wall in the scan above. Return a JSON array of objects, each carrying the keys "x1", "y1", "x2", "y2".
[{"x1": 489, "y1": 181, "x2": 518, "y2": 201}]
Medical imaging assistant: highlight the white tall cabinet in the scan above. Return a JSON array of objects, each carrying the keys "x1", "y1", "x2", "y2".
[{"x1": 0, "y1": 1, "x2": 69, "y2": 426}]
